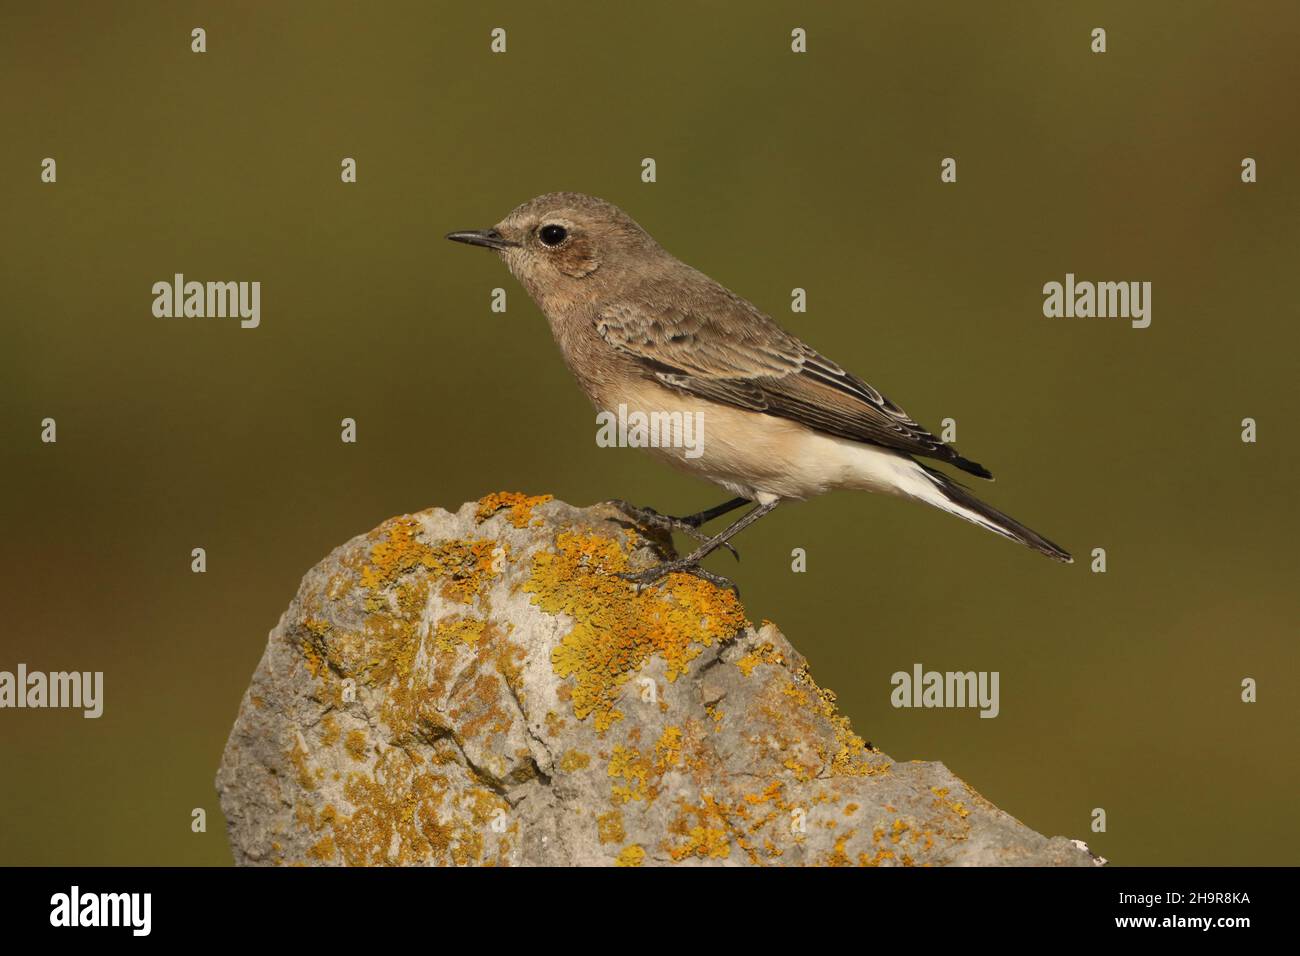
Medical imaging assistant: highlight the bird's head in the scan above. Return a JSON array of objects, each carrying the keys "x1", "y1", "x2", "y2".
[{"x1": 446, "y1": 193, "x2": 661, "y2": 309}]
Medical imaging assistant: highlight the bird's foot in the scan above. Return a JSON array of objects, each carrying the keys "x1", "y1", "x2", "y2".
[
  {"x1": 617, "y1": 560, "x2": 739, "y2": 595},
  {"x1": 607, "y1": 499, "x2": 739, "y2": 560}
]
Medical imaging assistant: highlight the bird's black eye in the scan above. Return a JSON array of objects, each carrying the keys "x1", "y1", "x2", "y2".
[{"x1": 539, "y1": 224, "x2": 568, "y2": 246}]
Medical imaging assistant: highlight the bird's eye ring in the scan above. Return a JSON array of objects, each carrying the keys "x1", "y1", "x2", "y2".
[{"x1": 539, "y1": 224, "x2": 568, "y2": 246}]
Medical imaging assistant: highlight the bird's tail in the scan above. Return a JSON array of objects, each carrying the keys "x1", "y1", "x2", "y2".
[{"x1": 915, "y1": 465, "x2": 1073, "y2": 564}]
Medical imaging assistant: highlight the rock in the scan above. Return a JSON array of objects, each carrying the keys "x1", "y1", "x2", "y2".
[{"x1": 215, "y1": 493, "x2": 1102, "y2": 867}]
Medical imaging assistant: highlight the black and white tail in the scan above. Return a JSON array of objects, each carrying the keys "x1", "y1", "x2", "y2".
[{"x1": 916, "y1": 465, "x2": 1073, "y2": 563}]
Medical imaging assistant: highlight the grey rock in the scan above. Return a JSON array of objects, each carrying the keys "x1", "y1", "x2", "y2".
[{"x1": 216, "y1": 494, "x2": 1102, "y2": 867}]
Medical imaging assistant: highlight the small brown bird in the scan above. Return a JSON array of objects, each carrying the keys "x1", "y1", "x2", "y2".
[{"x1": 448, "y1": 193, "x2": 1070, "y2": 590}]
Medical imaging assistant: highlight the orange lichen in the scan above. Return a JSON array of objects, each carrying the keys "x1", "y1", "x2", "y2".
[
  {"x1": 524, "y1": 530, "x2": 748, "y2": 731},
  {"x1": 301, "y1": 638, "x2": 327, "y2": 680},
  {"x1": 667, "y1": 796, "x2": 736, "y2": 861},
  {"x1": 653, "y1": 726, "x2": 683, "y2": 774},
  {"x1": 476, "y1": 491, "x2": 553, "y2": 528},
  {"x1": 744, "y1": 781, "x2": 785, "y2": 806}
]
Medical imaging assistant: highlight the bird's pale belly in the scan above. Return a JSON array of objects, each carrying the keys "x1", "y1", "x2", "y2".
[{"x1": 595, "y1": 378, "x2": 932, "y2": 505}]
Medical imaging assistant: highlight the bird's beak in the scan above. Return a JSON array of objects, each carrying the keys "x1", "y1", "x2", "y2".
[{"x1": 445, "y1": 228, "x2": 518, "y2": 251}]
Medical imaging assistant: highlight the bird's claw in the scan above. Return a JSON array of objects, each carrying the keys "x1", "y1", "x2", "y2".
[
  {"x1": 607, "y1": 499, "x2": 740, "y2": 561},
  {"x1": 616, "y1": 562, "x2": 740, "y2": 595}
]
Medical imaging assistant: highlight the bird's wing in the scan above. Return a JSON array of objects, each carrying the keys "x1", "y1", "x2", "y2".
[{"x1": 595, "y1": 289, "x2": 992, "y2": 478}]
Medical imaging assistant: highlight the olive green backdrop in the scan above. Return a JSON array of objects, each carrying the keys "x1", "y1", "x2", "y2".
[{"x1": 1, "y1": 1, "x2": 1296, "y2": 866}]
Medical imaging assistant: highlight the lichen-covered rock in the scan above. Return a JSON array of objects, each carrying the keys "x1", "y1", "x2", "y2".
[{"x1": 216, "y1": 493, "x2": 1101, "y2": 867}]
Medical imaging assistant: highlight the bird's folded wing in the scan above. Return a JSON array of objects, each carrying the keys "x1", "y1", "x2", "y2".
[{"x1": 596, "y1": 296, "x2": 992, "y2": 478}]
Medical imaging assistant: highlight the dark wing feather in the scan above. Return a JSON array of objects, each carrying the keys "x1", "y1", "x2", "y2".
[{"x1": 596, "y1": 290, "x2": 992, "y2": 479}]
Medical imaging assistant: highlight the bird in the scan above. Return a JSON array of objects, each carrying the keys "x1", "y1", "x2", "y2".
[{"x1": 447, "y1": 192, "x2": 1071, "y2": 591}]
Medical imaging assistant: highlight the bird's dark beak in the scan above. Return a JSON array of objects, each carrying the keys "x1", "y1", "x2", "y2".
[{"x1": 445, "y1": 228, "x2": 517, "y2": 251}]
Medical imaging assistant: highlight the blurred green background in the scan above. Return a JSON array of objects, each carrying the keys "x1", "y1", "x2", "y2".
[{"x1": 1, "y1": 1, "x2": 1296, "y2": 866}]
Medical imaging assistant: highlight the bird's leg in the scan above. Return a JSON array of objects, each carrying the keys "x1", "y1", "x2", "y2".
[
  {"x1": 618, "y1": 500, "x2": 781, "y2": 593},
  {"x1": 675, "y1": 497, "x2": 750, "y2": 528},
  {"x1": 608, "y1": 496, "x2": 749, "y2": 559}
]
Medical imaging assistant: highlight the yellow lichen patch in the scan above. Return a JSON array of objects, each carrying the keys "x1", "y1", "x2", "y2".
[
  {"x1": 782, "y1": 756, "x2": 815, "y2": 782},
  {"x1": 304, "y1": 616, "x2": 332, "y2": 638},
  {"x1": 344, "y1": 730, "x2": 368, "y2": 761},
  {"x1": 667, "y1": 796, "x2": 737, "y2": 862},
  {"x1": 301, "y1": 637, "x2": 327, "y2": 680},
  {"x1": 475, "y1": 491, "x2": 553, "y2": 528},
  {"x1": 297, "y1": 745, "x2": 517, "y2": 867},
  {"x1": 434, "y1": 616, "x2": 486, "y2": 653},
  {"x1": 524, "y1": 530, "x2": 749, "y2": 731},
  {"x1": 362, "y1": 580, "x2": 427, "y2": 686},
  {"x1": 615, "y1": 844, "x2": 646, "y2": 867},
  {"x1": 308, "y1": 835, "x2": 337, "y2": 862},
  {"x1": 308, "y1": 515, "x2": 532, "y2": 752},
  {"x1": 360, "y1": 515, "x2": 497, "y2": 606},
  {"x1": 300, "y1": 617, "x2": 335, "y2": 684},
  {"x1": 674, "y1": 825, "x2": 730, "y2": 861},
  {"x1": 744, "y1": 781, "x2": 785, "y2": 807},
  {"x1": 743, "y1": 643, "x2": 888, "y2": 785},
  {"x1": 596, "y1": 810, "x2": 626, "y2": 845},
  {"x1": 558, "y1": 749, "x2": 591, "y2": 773},
  {"x1": 860, "y1": 848, "x2": 897, "y2": 866},
  {"x1": 826, "y1": 830, "x2": 857, "y2": 867},
  {"x1": 802, "y1": 671, "x2": 888, "y2": 778},
  {"x1": 653, "y1": 726, "x2": 683, "y2": 775},
  {"x1": 735, "y1": 641, "x2": 782, "y2": 677},
  {"x1": 298, "y1": 521, "x2": 504, "y2": 733},
  {"x1": 429, "y1": 539, "x2": 499, "y2": 605},
  {"x1": 931, "y1": 786, "x2": 972, "y2": 819},
  {"x1": 360, "y1": 517, "x2": 434, "y2": 591},
  {"x1": 607, "y1": 745, "x2": 652, "y2": 803}
]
